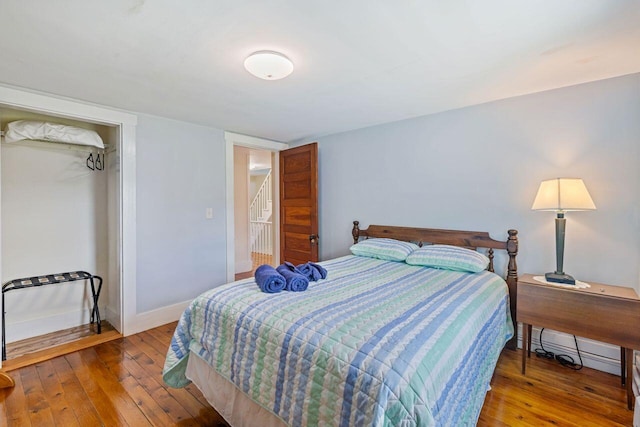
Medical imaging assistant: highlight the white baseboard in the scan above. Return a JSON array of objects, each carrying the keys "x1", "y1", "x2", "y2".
[
  {"x1": 105, "y1": 306, "x2": 121, "y2": 332},
  {"x1": 517, "y1": 324, "x2": 621, "y2": 375},
  {"x1": 123, "y1": 299, "x2": 191, "y2": 336},
  {"x1": 6, "y1": 300, "x2": 189, "y2": 342},
  {"x1": 5, "y1": 305, "x2": 107, "y2": 343}
]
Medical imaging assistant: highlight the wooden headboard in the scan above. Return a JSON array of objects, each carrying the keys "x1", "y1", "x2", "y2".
[{"x1": 352, "y1": 220, "x2": 519, "y2": 350}]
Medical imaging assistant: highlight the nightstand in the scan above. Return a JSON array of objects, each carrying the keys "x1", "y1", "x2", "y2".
[{"x1": 518, "y1": 273, "x2": 640, "y2": 410}]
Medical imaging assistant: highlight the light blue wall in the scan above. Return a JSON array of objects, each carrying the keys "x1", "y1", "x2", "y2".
[
  {"x1": 133, "y1": 73, "x2": 640, "y2": 314},
  {"x1": 136, "y1": 114, "x2": 228, "y2": 312},
  {"x1": 307, "y1": 73, "x2": 640, "y2": 291}
]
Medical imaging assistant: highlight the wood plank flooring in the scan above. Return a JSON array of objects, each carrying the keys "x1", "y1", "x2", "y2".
[
  {"x1": 478, "y1": 350, "x2": 633, "y2": 426},
  {"x1": 0, "y1": 322, "x2": 227, "y2": 427},
  {"x1": 0, "y1": 322, "x2": 634, "y2": 426},
  {"x1": 5, "y1": 321, "x2": 117, "y2": 361},
  {"x1": 2, "y1": 321, "x2": 122, "y2": 373}
]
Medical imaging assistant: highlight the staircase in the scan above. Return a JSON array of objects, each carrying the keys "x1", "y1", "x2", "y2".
[{"x1": 250, "y1": 171, "x2": 272, "y2": 255}]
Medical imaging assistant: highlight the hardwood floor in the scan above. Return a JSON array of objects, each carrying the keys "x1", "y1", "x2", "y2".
[
  {"x1": 0, "y1": 322, "x2": 634, "y2": 426},
  {"x1": 2, "y1": 322, "x2": 122, "y2": 373},
  {"x1": 5, "y1": 321, "x2": 117, "y2": 361},
  {"x1": 0, "y1": 322, "x2": 227, "y2": 427},
  {"x1": 478, "y1": 350, "x2": 633, "y2": 426}
]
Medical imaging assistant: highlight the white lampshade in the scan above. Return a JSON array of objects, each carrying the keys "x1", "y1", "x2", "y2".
[
  {"x1": 531, "y1": 178, "x2": 596, "y2": 211},
  {"x1": 244, "y1": 51, "x2": 293, "y2": 80}
]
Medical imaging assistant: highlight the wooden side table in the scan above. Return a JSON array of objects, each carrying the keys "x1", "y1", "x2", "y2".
[{"x1": 518, "y1": 273, "x2": 640, "y2": 410}]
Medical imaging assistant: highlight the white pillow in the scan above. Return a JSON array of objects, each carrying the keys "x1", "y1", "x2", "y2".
[{"x1": 4, "y1": 120, "x2": 104, "y2": 149}]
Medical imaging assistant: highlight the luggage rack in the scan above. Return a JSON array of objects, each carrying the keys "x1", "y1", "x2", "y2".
[{"x1": 1, "y1": 271, "x2": 102, "y2": 361}]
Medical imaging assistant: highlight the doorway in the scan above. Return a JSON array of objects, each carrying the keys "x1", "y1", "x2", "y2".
[
  {"x1": 224, "y1": 132, "x2": 289, "y2": 282},
  {"x1": 234, "y1": 147, "x2": 275, "y2": 280}
]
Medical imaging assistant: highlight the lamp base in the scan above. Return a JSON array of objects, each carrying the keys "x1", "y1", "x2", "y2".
[{"x1": 545, "y1": 272, "x2": 576, "y2": 285}]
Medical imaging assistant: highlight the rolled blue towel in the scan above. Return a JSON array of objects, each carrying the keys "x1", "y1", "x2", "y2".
[
  {"x1": 255, "y1": 264, "x2": 286, "y2": 293},
  {"x1": 276, "y1": 264, "x2": 309, "y2": 292},
  {"x1": 296, "y1": 262, "x2": 328, "y2": 281}
]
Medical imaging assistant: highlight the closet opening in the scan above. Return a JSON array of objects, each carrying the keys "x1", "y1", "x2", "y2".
[{"x1": 0, "y1": 105, "x2": 123, "y2": 366}]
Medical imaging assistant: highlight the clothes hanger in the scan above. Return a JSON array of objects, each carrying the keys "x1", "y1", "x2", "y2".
[
  {"x1": 95, "y1": 153, "x2": 103, "y2": 171},
  {"x1": 86, "y1": 153, "x2": 95, "y2": 170}
]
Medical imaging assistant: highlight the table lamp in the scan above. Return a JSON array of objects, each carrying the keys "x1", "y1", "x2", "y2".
[{"x1": 531, "y1": 178, "x2": 596, "y2": 284}]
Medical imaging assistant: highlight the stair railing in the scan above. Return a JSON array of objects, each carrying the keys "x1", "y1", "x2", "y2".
[
  {"x1": 250, "y1": 170, "x2": 271, "y2": 222},
  {"x1": 250, "y1": 171, "x2": 272, "y2": 255}
]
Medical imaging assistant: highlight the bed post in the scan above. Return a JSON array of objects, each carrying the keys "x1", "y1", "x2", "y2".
[
  {"x1": 505, "y1": 229, "x2": 519, "y2": 350},
  {"x1": 352, "y1": 221, "x2": 360, "y2": 244},
  {"x1": 487, "y1": 248, "x2": 495, "y2": 272}
]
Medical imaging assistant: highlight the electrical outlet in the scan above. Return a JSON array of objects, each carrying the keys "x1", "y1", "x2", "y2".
[{"x1": 206, "y1": 208, "x2": 213, "y2": 219}]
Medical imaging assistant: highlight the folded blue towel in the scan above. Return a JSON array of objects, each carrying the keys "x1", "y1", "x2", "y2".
[
  {"x1": 310, "y1": 262, "x2": 328, "y2": 279},
  {"x1": 280, "y1": 261, "x2": 303, "y2": 273},
  {"x1": 296, "y1": 263, "x2": 316, "y2": 280},
  {"x1": 254, "y1": 264, "x2": 286, "y2": 293},
  {"x1": 296, "y1": 262, "x2": 328, "y2": 281},
  {"x1": 276, "y1": 263, "x2": 309, "y2": 292}
]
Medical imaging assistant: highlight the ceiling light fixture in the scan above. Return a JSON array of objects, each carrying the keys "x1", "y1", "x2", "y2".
[{"x1": 244, "y1": 51, "x2": 293, "y2": 80}]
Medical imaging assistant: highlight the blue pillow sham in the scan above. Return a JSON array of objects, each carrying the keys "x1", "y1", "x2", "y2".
[
  {"x1": 350, "y1": 238, "x2": 419, "y2": 262},
  {"x1": 405, "y1": 244, "x2": 489, "y2": 273}
]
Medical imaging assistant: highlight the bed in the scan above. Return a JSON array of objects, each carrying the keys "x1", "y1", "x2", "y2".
[{"x1": 163, "y1": 221, "x2": 519, "y2": 426}]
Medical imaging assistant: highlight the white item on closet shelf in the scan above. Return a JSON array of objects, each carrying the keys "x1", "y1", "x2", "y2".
[{"x1": 3, "y1": 120, "x2": 104, "y2": 148}]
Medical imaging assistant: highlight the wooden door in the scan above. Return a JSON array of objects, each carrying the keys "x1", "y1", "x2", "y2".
[{"x1": 280, "y1": 143, "x2": 318, "y2": 265}]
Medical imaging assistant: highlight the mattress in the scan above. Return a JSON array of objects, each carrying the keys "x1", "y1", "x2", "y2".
[{"x1": 164, "y1": 255, "x2": 513, "y2": 426}]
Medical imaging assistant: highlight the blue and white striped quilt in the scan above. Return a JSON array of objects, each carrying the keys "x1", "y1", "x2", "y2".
[{"x1": 163, "y1": 255, "x2": 513, "y2": 426}]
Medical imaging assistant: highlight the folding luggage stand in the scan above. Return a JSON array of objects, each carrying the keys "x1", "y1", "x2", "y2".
[{"x1": 1, "y1": 271, "x2": 102, "y2": 361}]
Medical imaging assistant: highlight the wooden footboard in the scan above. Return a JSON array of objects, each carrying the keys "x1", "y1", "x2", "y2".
[{"x1": 352, "y1": 220, "x2": 519, "y2": 350}]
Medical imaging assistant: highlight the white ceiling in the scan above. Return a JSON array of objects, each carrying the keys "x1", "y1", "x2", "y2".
[{"x1": 1, "y1": 1, "x2": 638, "y2": 143}]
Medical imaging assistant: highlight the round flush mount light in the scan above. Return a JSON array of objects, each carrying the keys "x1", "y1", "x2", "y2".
[{"x1": 244, "y1": 51, "x2": 294, "y2": 80}]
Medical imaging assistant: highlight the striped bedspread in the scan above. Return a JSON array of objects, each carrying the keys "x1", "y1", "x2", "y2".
[{"x1": 163, "y1": 255, "x2": 513, "y2": 426}]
